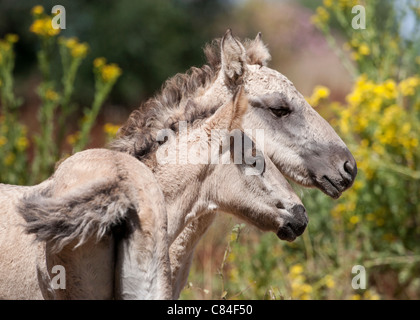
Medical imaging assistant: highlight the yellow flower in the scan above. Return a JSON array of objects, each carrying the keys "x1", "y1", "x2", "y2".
[
  {"x1": 351, "y1": 52, "x2": 360, "y2": 61},
  {"x1": 311, "y1": 7, "x2": 330, "y2": 28},
  {"x1": 45, "y1": 89, "x2": 59, "y2": 102},
  {"x1": 104, "y1": 123, "x2": 120, "y2": 136},
  {"x1": 351, "y1": 294, "x2": 362, "y2": 300},
  {"x1": 100, "y1": 63, "x2": 122, "y2": 82},
  {"x1": 323, "y1": 0, "x2": 333, "y2": 8},
  {"x1": 316, "y1": 7, "x2": 329, "y2": 22},
  {"x1": 401, "y1": 123, "x2": 411, "y2": 135},
  {"x1": 5, "y1": 34, "x2": 19, "y2": 44},
  {"x1": 324, "y1": 275, "x2": 335, "y2": 289},
  {"x1": 71, "y1": 43, "x2": 89, "y2": 58},
  {"x1": 363, "y1": 290, "x2": 381, "y2": 300},
  {"x1": 290, "y1": 274, "x2": 313, "y2": 300},
  {"x1": 93, "y1": 57, "x2": 106, "y2": 69},
  {"x1": 16, "y1": 136, "x2": 29, "y2": 151},
  {"x1": 301, "y1": 284, "x2": 313, "y2": 294},
  {"x1": 316, "y1": 86, "x2": 330, "y2": 99},
  {"x1": 67, "y1": 132, "x2": 80, "y2": 146},
  {"x1": 355, "y1": 116, "x2": 368, "y2": 132},
  {"x1": 350, "y1": 38, "x2": 359, "y2": 48},
  {"x1": 290, "y1": 264, "x2": 304, "y2": 276},
  {"x1": 339, "y1": 0, "x2": 358, "y2": 9},
  {"x1": 383, "y1": 80, "x2": 397, "y2": 99},
  {"x1": 399, "y1": 76, "x2": 420, "y2": 96},
  {"x1": 358, "y1": 44, "x2": 370, "y2": 56},
  {"x1": 30, "y1": 19, "x2": 46, "y2": 35},
  {"x1": 31, "y1": 5, "x2": 44, "y2": 16},
  {"x1": 372, "y1": 143, "x2": 385, "y2": 156},
  {"x1": 4, "y1": 152, "x2": 15, "y2": 166},
  {"x1": 30, "y1": 17, "x2": 60, "y2": 37},
  {"x1": 308, "y1": 85, "x2": 330, "y2": 106},
  {"x1": 349, "y1": 215, "x2": 360, "y2": 225},
  {"x1": 59, "y1": 37, "x2": 78, "y2": 49},
  {"x1": 0, "y1": 136, "x2": 7, "y2": 147},
  {"x1": 0, "y1": 40, "x2": 11, "y2": 52}
]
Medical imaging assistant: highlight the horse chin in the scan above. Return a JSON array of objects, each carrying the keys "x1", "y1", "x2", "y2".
[
  {"x1": 276, "y1": 205, "x2": 308, "y2": 242},
  {"x1": 276, "y1": 227, "x2": 297, "y2": 242},
  {"x1": 283, "y1": 171, "x2": 343, "y2": 199},
  {"x1": 318, "y1": 177, "x2": 343, "y2": 199},
  {"x1": 279, "y1": 169, "x2": 343, "y2": 200}
]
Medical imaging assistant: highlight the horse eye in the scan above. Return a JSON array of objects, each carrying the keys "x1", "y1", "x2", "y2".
[{"x1": 269, "y1": 106, "x2": 291, "y2": 118}]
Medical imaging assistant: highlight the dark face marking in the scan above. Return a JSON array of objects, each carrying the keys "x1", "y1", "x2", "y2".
[{"x1": 249, "y1": 92, "x2": 292, "y2": 119}]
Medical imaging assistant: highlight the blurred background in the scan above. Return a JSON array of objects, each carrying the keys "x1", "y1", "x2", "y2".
[{"x1": 0, "y1": 0, "x2": 419, "y2": 299}]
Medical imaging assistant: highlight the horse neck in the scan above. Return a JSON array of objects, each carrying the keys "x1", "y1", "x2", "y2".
[
  {"x1": 170, "y1": 210, "x2": 217, "y2": 298},
  {"x1": 152, "y1": 163, "x2": 216, "y2": 244}
]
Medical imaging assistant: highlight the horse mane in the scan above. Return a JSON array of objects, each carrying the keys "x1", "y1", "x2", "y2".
[{"x1": 109, "y1": 36, "x2": 267, "y2": 163}]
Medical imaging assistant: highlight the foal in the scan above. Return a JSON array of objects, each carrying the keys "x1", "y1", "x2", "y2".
[
  {"x1": 109, "y1": 30, "x2": 357, "y2": 298},
  {"x1": 15, "y1": 88, "x2": 307, "y2": 299}
]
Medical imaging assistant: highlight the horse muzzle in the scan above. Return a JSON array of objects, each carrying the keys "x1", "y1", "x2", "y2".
[{"x1": 277, "y1": 204, "x2": 308, "y2": 242}]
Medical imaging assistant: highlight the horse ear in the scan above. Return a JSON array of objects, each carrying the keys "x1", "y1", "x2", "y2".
[
  {"x1": 204, "y1": 86, "x2": 248, "y2": 132},
  {"x1": 244, "y1": 32, "x2": 271, "y2": 66},
  {"x1": 221, "y1": 29, "x2": 247, "y2": 85}
]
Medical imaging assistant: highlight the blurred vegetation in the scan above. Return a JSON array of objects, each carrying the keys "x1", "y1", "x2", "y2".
[
  {"x1": 1, "y1": 0, "x2": 419, "y2": 300},
  {"x1": 0, "y1": 0, "x2": 228, "y2": 107},
  {"x1": 0, "y1": 6, "x2": 121, "y2": 184}
]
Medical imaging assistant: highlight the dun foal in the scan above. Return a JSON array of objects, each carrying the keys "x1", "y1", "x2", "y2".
[
  {"x1": 110, "y1": 30, "x2": 357, "y2": 298},
  {"x1": 0, "y1": 89, "x2": 306, "y2": 299}
]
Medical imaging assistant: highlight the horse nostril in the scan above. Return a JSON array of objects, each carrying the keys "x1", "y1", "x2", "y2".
[
  {"x1": 344, "y1": 159, "x2": 357, "y2": 180},
  {"x1": 344, "y1": 161, "x2": 352, "y2": 174}
]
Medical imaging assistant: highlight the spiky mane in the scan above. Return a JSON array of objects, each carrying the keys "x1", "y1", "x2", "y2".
[{"x1": 109, "y1": 35, "x2": 269, "y2": 163}]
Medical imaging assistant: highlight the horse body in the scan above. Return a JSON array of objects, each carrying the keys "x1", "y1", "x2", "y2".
[
  {"x1": 1, "y1": 150, "x2": 172, "y2": 299},
  {"x1": 0, "y1": 183, "x2": 46, "y2": 299},
  {"x1": 108, "y1": 30, "x2": 357, "y2": 298}
]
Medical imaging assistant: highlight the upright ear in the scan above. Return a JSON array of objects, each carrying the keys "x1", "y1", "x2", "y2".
[
  {"x1": 244, "y1": 32, "x2": 271, "y2": 66},
  {"x1": 203, "y1": 86, "x2": 248, "y2": 133},
  {"x1": 221, "y1": 29, "x2": 247, "y2": 85}
]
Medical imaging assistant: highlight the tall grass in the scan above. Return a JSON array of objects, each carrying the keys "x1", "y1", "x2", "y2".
[{"x1": 0, "y1": 6, "x2": 121, "y2": 185}]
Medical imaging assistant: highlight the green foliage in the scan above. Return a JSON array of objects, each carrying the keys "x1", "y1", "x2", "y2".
[
  {"x1": 0, "y1": 0, "x2": 228, "y2": 106},
  {"x1": 0, "y1": 34, "x2": 27, "y2": 184},
  {"x1": 0, "y1": 6, "x2": 121, "y2": 185}
]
